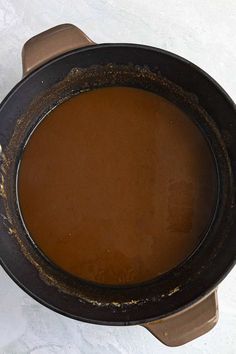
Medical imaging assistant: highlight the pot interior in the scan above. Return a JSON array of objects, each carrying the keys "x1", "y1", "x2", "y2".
[{"x1": 16, "y1": 67, "x2": 218, "y2": 287}]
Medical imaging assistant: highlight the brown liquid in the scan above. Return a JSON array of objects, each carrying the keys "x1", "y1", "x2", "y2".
[{"x1": 18, "y1": 87, "x2": 216, "y2": 285}]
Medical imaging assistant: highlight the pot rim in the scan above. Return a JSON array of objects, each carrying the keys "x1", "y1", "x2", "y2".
[{"x1": 0, "y1": 43, "x2": 236, "y2": 325}]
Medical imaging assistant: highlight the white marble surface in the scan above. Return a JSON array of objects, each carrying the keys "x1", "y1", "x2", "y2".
[{"x1": 0, "y1": 0, "x2": 236, "y2": 353}]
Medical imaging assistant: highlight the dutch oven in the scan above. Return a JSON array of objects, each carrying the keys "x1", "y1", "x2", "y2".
[{"x1": 0, "y1": 24, "x2": 235, "y2": 346}]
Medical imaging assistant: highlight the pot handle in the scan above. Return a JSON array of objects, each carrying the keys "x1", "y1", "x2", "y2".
[
  {"x1": 143, "y1": 291, "x2": 218, "y2": 347},
  {"x1": 22, "y1": 24, "x2": 95, "y2": 77}
]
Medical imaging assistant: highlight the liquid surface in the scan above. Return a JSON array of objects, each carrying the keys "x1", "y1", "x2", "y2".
[{"x1": 18, "y1": 87, "x2": 217, "y2": 285}]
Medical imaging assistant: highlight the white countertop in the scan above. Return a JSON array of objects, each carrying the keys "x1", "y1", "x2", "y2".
[{"x1": 0, "y1": 1, "x2": 236, "y2": 353}]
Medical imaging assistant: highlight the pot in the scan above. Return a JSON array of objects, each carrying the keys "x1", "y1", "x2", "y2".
[{"x1": 0, "y1": 24, "x2": 235, "y2": 347}]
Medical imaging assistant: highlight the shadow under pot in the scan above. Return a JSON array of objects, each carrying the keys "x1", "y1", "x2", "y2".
[{"x1": 0, "y1": 24, "x2": 235, "y2": 347}]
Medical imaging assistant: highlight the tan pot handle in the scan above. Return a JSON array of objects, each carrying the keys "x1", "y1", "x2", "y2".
[
  {"x1": 143, "y1": 290, "x2": 218, "y2": 346},
  {"x1": 22, "y1": 24, "x2": 95, "y2": 77}
]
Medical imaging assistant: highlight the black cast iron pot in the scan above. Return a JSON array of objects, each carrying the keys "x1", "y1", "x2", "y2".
[{"x1": 0, "y1": 24, "x2": 235, "y2": 346}]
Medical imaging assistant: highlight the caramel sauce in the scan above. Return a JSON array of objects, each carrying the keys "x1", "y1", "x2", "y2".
[{"x1": 18, "y1": 87, "x2": 217, "y2": 284}]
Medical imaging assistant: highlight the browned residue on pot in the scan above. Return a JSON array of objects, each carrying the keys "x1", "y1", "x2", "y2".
[{"x1": 0, "y1": 64, "x2": 230, "y2": 307}]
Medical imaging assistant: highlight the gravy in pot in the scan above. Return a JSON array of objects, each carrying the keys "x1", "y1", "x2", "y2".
[{"x1": 18, "y1": 87, "x2": 217, "y2": 285}]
